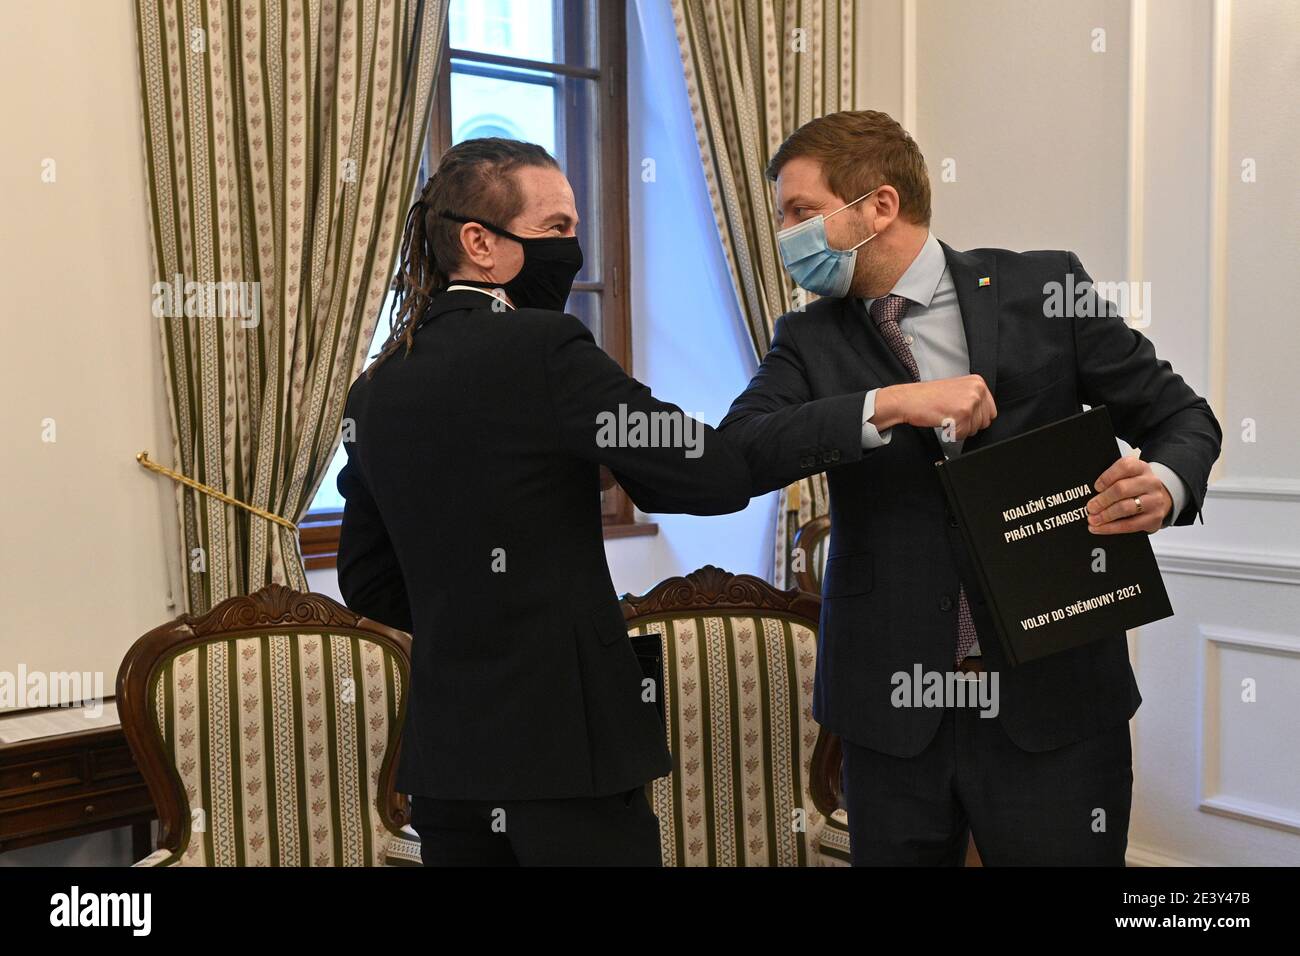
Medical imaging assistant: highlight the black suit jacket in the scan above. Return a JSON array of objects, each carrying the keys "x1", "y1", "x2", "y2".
[
  {"x1": 719, "y1": 243, "x2": 1221, "y2": 756},
  {"x1": 337, "y1": 289, "x2": 750, "y2": 800}
]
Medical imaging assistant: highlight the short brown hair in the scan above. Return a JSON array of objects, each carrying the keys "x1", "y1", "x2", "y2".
[{"x1": 767, "y1": 110, "x2": 931, "y2": 225}]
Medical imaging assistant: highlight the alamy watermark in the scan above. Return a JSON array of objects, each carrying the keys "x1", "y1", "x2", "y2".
[
  {"x1": 49, "y1": 886, "x2": 150, "y2": 936},
  {"x1": 1042, "y1": 275, "x2": 1152, "y2": 328},
  {"x1": 891, "y1": 664, "x2": 1000, "y2": 717},
  {"x1": 0, "y1": 665, "x2": 104, "y2": 716},
  {"x1": 151, "y1": 273, "x2": 261, "y2": 327},
  {"x1": 595, "y1": 404, "x2": 706, "y2": 459}
]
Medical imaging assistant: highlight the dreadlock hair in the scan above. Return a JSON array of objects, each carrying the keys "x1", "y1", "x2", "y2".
[{"x1": 368, "y1": 137, "x2": 560, "y2": 376}]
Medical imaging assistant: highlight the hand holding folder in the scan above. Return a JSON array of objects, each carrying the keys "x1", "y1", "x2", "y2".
[{"x1": 936, "y1": 407, "x2": 1173, "y2": 666}]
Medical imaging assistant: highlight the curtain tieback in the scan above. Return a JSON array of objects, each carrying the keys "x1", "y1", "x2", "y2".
[{"x1": 136, "y1": 452, "x2": 299, "y2": 532}]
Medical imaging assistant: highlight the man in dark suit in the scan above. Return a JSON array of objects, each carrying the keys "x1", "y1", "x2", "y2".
[
  {"x1": 719, "y1": 110, "x2": 1222, "y2": 865},
  {"x1": 337, "y1": 138, "x2": 750, "y2": 865}
]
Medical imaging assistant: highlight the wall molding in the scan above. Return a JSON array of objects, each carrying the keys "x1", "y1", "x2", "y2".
[
  {"x1": 1197, "y1": 625, "x2": 1300, "y2": 836},
  {"x1": 1125, "y1": 842, "x2": 1204, "y2": 867},
  {"x1": 900, "y1": 0, "x2": 916, "y2": 135},
  {"x1": 1207, "y1": 477, "x2": 1300, "y2": 502},
  {"x1": 1155, "y1": 544, "x2": 1300, "y2": 586},
  {"x1": 1199, "y1": 795, "x2": 1300, "y2": 836},
  {"x1": 1125, "y1": 0, "x2": 1148, "y2": 291},
  {"x1": 1206, "y1": 0, "x2": 1232, "y2": 453}
]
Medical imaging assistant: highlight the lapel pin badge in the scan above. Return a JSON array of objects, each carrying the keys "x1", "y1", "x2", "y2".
[{"x1": 978, "y1": 276, "x2": 991, "y2": 288}]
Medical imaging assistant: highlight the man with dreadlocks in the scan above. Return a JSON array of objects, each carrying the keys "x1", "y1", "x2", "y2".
[{"x1": 336, "y1": 138, "x2": 751, "y2": 866}]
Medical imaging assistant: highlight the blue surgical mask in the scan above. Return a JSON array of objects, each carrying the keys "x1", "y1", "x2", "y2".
[{"x1": 776, "y1": 188, "x2": 878, "y2": 298}]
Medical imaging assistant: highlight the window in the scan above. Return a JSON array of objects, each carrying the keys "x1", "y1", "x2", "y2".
[{"x1": 302, "y1": 0, "x2": 644, "y2": 571}]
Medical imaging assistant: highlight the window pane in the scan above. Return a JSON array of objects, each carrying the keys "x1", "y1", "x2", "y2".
[
  {"x1": 308, "y1": 291, "x2": 396, "y2": 514},
  {"x1": 450, "y1": 63, "x2": 557, "y2": 152},
  {"x1": 449, "y1": 0, "x2": 597, "y2": 68},
  {"x1": 449, "y1": 66, "x2": 602, "y2": 282},
  {"x1": 311, "y1": 449, "x2": 347, "y2": 513}
]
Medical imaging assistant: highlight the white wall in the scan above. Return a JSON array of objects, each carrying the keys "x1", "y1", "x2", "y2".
[
  {"x1": 913, "y1": 0, "x2": 1131, "y2": 279},
  {"x1": 0, "y1": 0, "x2": 176, "y2": 867},
  {"x1": 1131, "y1": 0, "x2": 1300, "y2": 866},
  {"x1": 0, "y1": 0, "x2": 181, "y2": 701}
]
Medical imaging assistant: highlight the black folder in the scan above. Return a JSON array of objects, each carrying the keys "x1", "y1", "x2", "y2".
[{"x1": 935, "y1": 406, "x2": 1173, "y2": 666}]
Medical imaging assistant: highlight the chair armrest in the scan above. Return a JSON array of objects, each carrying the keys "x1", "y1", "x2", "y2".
[
  {"x1": 383, "y1": 824, "x2": 422, "y2": 866},
  {"x1": 814, "y1": 808, "x2": 852, "y2": 866},
  {"x1": 132, "y1": 848, "x2": 178, "y2": 867},
  {"x1": 808, "y1": 727, "x2": 843, "y2": 817}
]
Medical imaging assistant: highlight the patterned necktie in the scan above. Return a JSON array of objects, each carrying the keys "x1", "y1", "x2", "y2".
[{"x1": 869, "y1": 294, "x2": 981, "y2": 666}]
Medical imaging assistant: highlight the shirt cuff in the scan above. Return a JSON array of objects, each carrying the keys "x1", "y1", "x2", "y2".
[
  {"x1": 1148, "y1": 461, "x2": 1189, "y2": 528},
  {"x1": 862, "y1": 389, "x2": 893, "y2": 449}
]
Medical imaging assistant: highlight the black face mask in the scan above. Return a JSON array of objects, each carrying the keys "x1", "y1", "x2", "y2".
[{"x1": 441, "y1": 211, "x2": 583, "y2": 312}]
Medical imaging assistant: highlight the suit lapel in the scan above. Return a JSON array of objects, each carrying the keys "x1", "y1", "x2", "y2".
[
  {"x1": 837, "y1": 295, "x2": 915, "y2": 388},
  {"x1": 835, "y1": 243, "x2": 1001, "y2": 394},
  {"x1": 942, "y1": 242, "x2": 1000, "y2": 453}
]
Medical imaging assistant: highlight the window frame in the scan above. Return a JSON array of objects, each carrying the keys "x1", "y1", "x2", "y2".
[{"x1": 303, "y1": 0, "x2": 652, "y2": 571}]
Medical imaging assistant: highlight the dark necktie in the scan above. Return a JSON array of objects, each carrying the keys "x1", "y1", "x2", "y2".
[{"x1": 869, "y1": 294, "x2": 980, "y2": 666}]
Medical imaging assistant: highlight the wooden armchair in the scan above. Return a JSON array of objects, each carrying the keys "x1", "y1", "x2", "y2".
[
  {"x1": 791, "y1": 514, "x2": 831, "y2": 595},
  {"x1": 116, "y1": 584, "x2": 420, "y2": 866},
  {"x1": 620, "y1": 565, "x2": 849, "y2": 865}
]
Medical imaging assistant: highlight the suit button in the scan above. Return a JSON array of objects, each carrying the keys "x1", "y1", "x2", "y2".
[
  {"x1": 947, "y1": 511, "x2": 959, "y2": 527},
  {"x1": 939, "y1": 595, "x2": 954, "y2": 612}
]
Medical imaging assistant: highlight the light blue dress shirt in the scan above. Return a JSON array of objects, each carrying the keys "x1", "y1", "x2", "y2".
[{"x1": 858, "y1": 234, "x2": 1189, "y2": 652}]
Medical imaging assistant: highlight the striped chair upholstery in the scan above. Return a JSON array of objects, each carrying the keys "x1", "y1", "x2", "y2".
[
  {"x1": 818, "y1": 809, "x2": 852, "y2": 865},
  {"x1": 622, "y1": 566, "x2": 842, "y2": 866},
  {"x1": 118, "y1": 585, "x2": 419, "y2": 867}
]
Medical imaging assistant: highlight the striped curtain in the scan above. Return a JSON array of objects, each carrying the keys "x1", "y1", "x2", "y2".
[
  {"x1": 671, "y1": 0, "x2": 856, "y2": 588},
  {"x1": 135, "y1": 0, "x2": 446, "y2": 613}
]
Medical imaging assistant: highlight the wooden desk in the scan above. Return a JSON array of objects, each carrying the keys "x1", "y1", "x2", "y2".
[{"x1": 0, "y1": 703, "x2": 155, "y2": 858}]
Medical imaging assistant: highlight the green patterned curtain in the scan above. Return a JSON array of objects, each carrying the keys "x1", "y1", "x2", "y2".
[
  {"x1": 671, "y1": 0, "x2": 856, "y2": 588},
  {"x1": 135, "y1": 0, "x2": 447, "y2": 613}
]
